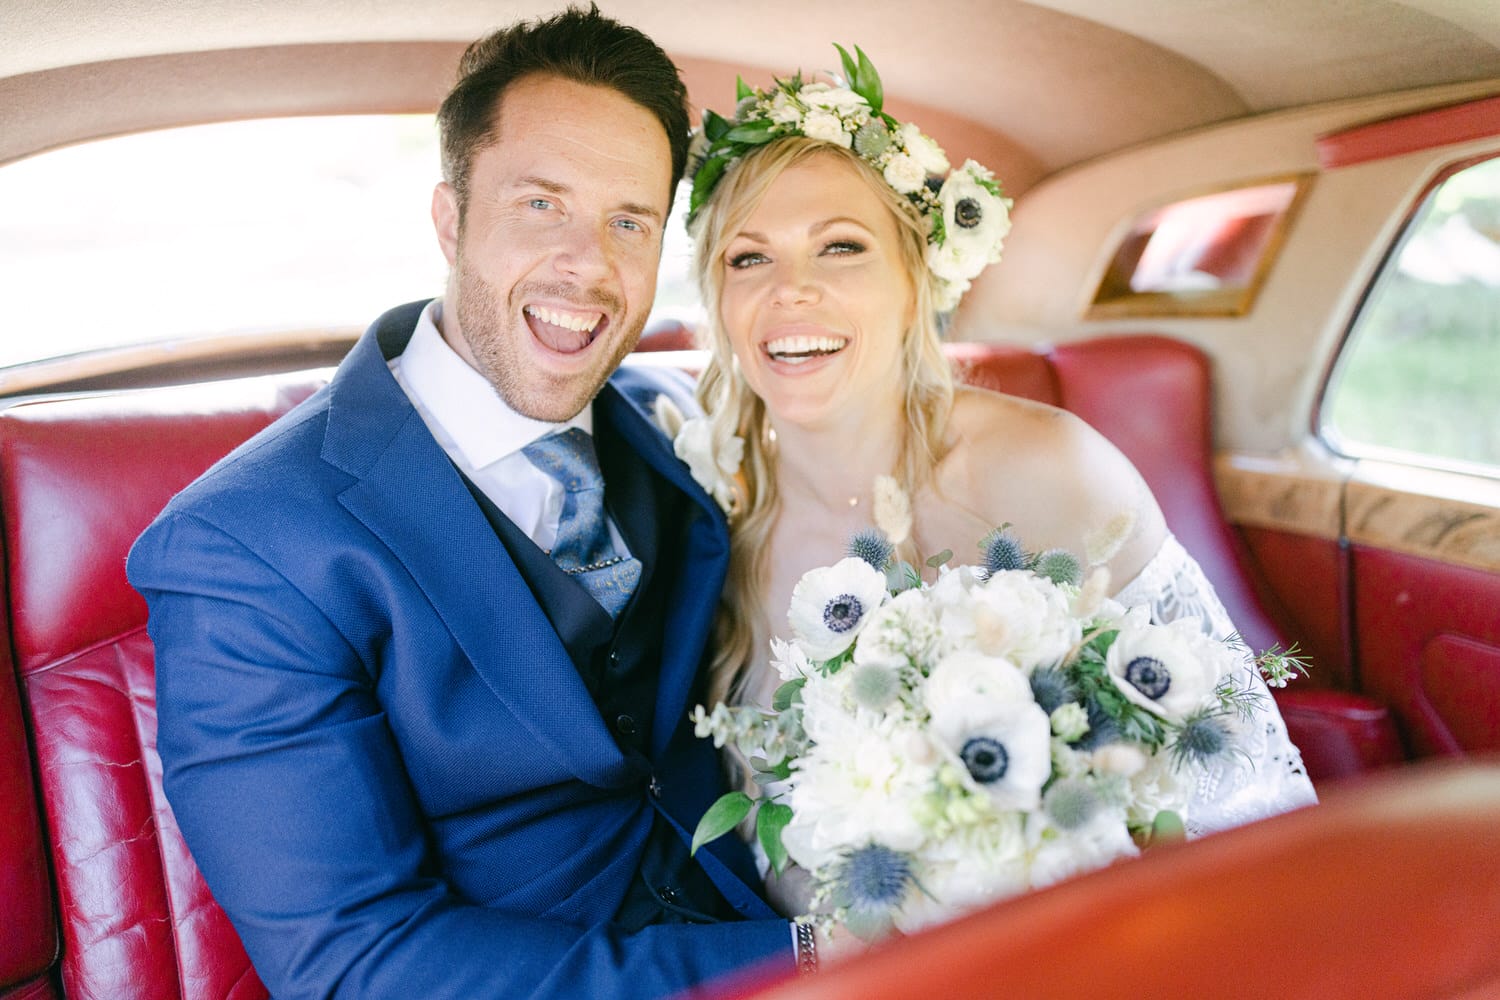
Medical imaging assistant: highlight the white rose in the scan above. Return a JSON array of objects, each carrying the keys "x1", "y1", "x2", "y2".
[
  {"x1": 968, "y1": 571, "x2": 1081, "y2": 670},
  {"x1": 898, "y1": 121, "x2": 950, "y2": 174},
  {"x1": 671, "y1": 416, "x2": 742, "y2": 514},
  {"x1": 800, "y1": 109, "x2": 853, "y2": 148},
  {"x1": 768, "y1": 91, "x2": 801, "y2": 125},
  {"x1": 1105, "y1": 617, "x2": 1227, "y2": 722},
  {"x1": 882, "y1": 152, "x2": 926, "y2": 195}
]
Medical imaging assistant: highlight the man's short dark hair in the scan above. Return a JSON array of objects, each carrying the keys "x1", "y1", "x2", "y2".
[{"x1": 437, "y1": 4, "x2": 690, "y2": 213}]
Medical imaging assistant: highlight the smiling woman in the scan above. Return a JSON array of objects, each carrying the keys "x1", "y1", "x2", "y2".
[{"x1": 0, "y1": 115, "x2": 445, "y2": 369}]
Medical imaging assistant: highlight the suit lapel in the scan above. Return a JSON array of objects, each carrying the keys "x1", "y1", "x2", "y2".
[
  {"x1": 594, "y1": 379, "x2": 731, "y2": 760},
  {"x1": 321, "y1": 304, "x2": 627, "y2": 789}
]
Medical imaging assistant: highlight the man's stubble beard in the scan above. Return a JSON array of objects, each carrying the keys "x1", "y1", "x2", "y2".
[{"x1": 453, "y1": 257, "x2": 645, "y2": 423}]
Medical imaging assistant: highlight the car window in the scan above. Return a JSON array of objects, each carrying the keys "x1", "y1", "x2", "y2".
[
  {"x1": 1321, "y1": 155, "x2": 1500, "y2": 475},
  {"x1": 0, "y1": 114, "x2": 706, "y2": 374}
]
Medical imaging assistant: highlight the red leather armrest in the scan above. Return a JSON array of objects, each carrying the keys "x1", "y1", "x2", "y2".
[{"x1": 1274, "y1": 687, "x2": 1407, "y2": 783}]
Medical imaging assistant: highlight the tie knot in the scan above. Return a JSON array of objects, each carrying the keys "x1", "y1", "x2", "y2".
[{"x1": 522, "y1": 428, "x2": 603, "y2": 493}]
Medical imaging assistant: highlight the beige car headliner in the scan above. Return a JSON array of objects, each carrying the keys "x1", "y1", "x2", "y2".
[{"x1": 4, "y1": 0, "x2": 1500, "y2": 193}]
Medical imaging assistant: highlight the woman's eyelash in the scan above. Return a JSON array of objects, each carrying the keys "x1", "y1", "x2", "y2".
[
  {"x1": 824, "y1": 240, "x2": 865, "y2": 255},
  {"x1": 728, "y1": 252, "x2": 768, "y2": 269}
]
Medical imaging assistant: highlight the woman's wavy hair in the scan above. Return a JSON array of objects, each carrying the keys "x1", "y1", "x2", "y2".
[{"x1": 690, "y1": 136, "x2": 956, "y2": 704}]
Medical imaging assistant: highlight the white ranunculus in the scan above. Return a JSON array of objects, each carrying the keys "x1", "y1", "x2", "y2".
[
  {"x1": 1105, "y1": 617, "x2": 1227, "y2": 722},
  {"x1": 925, "y1": 650, "x2": 1052, "y2": 811},
  {"x1": 968, "y1": 571, "x2": 1081, "y2": 670},
  {"x1": 781, "y1": 715, "x2": 934, "y2": 871},
  {"x1": 897, "y1": 121, "x2": 951, "y2": 175},
  {"x1": 852, "y1": 588, "x2": 939, "y2": 672},
  {"x1": 882, "y1": 152, "x2": 926, "y2": 195},
  {"x1": 800, "y1": 109, "x2": 853, "y2": 148},
  {"x1": 672, "y1": 416, "x2": 742, "y2": 515},
  {"x1": 799, "y1": 82, "x2": 869, "y2": 112},
  {"x1": 1124, "y1": 748, "x2": 1197, "y2": 828},
  {"x1": 787, "y1": 557, "x2": 889, "y2": 661}
]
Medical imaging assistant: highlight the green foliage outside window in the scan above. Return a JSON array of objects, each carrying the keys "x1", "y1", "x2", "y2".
[{"x1": 1325, "y1": 157, "x2": 1500, "y2": 471}]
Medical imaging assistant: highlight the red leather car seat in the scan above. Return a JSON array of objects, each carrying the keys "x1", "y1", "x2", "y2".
[{"x1": 0, "y1": 374, "x2": 322, "y2": 1000}]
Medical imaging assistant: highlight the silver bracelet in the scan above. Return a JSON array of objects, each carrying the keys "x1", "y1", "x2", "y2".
[{"x1": 795, "y1": 922, "x2": 818, "y2": 975}]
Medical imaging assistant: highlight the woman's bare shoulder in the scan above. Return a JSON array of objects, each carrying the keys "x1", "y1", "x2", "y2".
[{"x1": 944, "y1": 386, "x2": 1167, "y2": 579}]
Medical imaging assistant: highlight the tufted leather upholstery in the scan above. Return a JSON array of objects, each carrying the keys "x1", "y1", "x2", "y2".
[
  {"x1": 0, "y1": 334, "x2": 1397, "y2": 998},
  {"x1": 0, "y1": 374, "x2": 323, "y2": 1000}
]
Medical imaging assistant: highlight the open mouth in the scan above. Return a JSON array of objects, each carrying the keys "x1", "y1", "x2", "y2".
[
  {"x1": 763, "y1": 334, "x2": 849, "y2": 365},
  {"x1": 524, "y1": 304, "x2": 607, "y2": 354}
]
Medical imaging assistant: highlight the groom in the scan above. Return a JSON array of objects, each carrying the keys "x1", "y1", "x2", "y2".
[{"x1": 127, "y1": 7, "x2": 797, "y2": 998}]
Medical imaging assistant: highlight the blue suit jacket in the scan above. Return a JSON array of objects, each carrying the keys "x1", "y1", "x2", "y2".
[{"x1": 128, "y1": 301, "x2": 790, "y2": 999}]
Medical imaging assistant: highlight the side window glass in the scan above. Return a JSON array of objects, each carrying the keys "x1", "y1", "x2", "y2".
[{"x1": 1321, "y1": 156, "x2": 1500, "y2": 473}]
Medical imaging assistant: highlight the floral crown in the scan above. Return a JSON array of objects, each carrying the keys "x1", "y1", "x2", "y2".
[{"x1": 687, "y1": 44, "x2": 1013, "y2": 312}]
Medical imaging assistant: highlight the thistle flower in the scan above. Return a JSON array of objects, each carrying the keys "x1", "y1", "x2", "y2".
[
  {"x1": 1029, "y1": 665, "x2": 1076, "y2": 715},
  {"x1": 1043, "y1": 778, "x2": 1102, "y2": 831},
  {"x1": 847, "y1": 527, "x2": 894, "y2": 572},
  {"x1": 979, "y1": 526, "x2": 1026, "y2": 573},
  {"x1": 1170, "y1": 708, "x2": 1234, "y2": 768},
  {"x1": 831, "y1": 843, "x2": 916, "y2": 918},
  {"x1": 1032, "y1": 548, "x2": 1083, "y2": 587}
]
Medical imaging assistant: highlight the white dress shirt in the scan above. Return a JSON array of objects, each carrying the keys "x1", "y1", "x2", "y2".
[{"x1": 388, "y1": 298, "x2": 597, "y2": 552}]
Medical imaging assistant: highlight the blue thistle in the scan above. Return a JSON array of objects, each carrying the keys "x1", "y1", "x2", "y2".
[
  {"x1": 1075, "y1": 697, "x2": 1122, "y2": 750},
  {"x1": 832, "y1": 844, "x2": 915, "y2": 913},
  {"x1": 1171, "y1": 709, "x2": 1233, "y2": 768},
  {"x1": 1032, "y1": 548, "x2": 1083, "y2": 587},
  {"x1": 1044, "y1": 779, "x2": 1101, "y2": 831},
  {"x1": 980, "y1": 527, "x2": 1026, "y2": 573},
  {"x1": 1029, "y1": 666, "x2": 1077, "y2": 715},
  {"x1": 847, "y1": 528, "x2": 894, "y2": 571}
]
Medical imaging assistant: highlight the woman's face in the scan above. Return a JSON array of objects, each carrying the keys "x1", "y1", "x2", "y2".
[{"x1": 717, "y1": 153, "x2": 915, "y2": 432}]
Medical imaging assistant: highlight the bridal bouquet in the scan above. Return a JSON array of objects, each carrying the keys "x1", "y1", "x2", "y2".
[{"x1": 690, "y1": 521, "x2": 1303, "y2": 939}]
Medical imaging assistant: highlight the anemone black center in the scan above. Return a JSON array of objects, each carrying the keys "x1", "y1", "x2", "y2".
[
  {"x1": 954, "y1": 197, "x2": 983, "y2": 229},
  {"x1": 960, "y1": 736, "x2": 1009, "y2": 782},
  {"x1": 1125, "y1": 655, "x2": 1171, "y2": 699},
  {"x1": 823, "y1": 594, "x2": 864, "y2": 633}
]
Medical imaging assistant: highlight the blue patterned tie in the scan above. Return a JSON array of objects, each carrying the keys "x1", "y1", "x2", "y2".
[{"x1": 522, "y1": 428, "x2": 642, "y2": 617}]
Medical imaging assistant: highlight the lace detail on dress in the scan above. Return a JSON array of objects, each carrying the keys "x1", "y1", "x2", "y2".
[{"x1": 1115, "y1": 535, "x2": 1318, "y2": 837}]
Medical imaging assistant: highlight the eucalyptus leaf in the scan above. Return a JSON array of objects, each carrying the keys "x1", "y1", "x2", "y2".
[
  {"x1": 756, "y1": 802, "x2": 794, "y2": 875},
  {"x1": 772, "y1": 677, "x2": 806, "y2": 712},
  {"x1": 691, "y1": 791, "x2": 752, "y2": 856},
  {"x1": 926, "y1": 549, "x2": 953, "y2": 569}
]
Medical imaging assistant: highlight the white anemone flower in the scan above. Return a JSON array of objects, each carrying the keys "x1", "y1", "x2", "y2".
[
  {"x1": 925, "y1": 650, "x2": 1052, "y2": 811},
  {"x1": 932, "y1": 160, "x2": 1012, "y2": 282},
  {"x1": 787, "y1": 556, "x2": 889, "y2": 661},
  {"x1": 1105, "y1": 617, "x2": 1226, "y2": 721}
]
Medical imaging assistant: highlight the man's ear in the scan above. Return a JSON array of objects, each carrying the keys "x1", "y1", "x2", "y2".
[{"x1": 432, "y1": 181, "x2": 460, "y2": 266}]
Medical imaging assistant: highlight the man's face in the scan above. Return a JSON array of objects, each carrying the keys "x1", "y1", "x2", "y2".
[{"x1": 431, "y1": 74, "x2": 674, "y2": 421}]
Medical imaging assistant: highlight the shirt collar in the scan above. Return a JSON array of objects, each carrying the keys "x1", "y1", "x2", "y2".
[{"x1": 401, "y1": 299, "x2": 591, "y2": 468}]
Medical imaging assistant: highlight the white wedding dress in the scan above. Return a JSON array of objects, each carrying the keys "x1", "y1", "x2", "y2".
[{"x1": 1111, "y1": 534, "x2": 1318, "y2": 834}]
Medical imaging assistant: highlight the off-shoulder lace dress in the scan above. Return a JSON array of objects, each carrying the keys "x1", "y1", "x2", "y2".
[{"x1": 1113, "y1": 534, "x2": 1318, "y2": 835}]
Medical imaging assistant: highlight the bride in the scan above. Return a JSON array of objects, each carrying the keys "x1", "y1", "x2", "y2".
[{"x1": 674, "y1": 47, "x2": 1317, "y2": 924}]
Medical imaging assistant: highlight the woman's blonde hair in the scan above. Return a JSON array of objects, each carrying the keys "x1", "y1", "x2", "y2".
[{"x1": 690, "y1": 137, "x2": 956, "y2": 704}]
